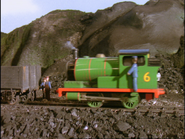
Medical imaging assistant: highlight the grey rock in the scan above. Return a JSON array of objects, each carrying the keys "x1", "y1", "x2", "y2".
[
  {"x1": 139, "y1": 130, "x2": 148, "y2": 139},
  {"x1": 128, "y1": 132, "x2": 135, "y2": 138},
  {"x1": 116, "y1": 121, "x2": 131, "y2": 132},
  {"x1": 79, "y1": 133, "x2": 91, "y2": 139},
  {"x1": 68, "y1": 127, "x2": 74, "y2": 137},
  {"x1": 71, "y1": 109, "x2": 78, "y2": 117},
  {"x1": 62, "y1": 126, "x2": 69, "y2": 134},
  {"x1": 58, "y1": 133, "x2": 67, "y2": 139},
  {"x1": 64, "y1": 113, "x2": 72, "y2": 120}
]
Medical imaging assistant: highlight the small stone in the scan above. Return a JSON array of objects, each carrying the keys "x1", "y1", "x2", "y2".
[
  {"x1": 71, "y1": 109, "x2": 78, "y2": 117},
  {"x1": 84, "y1": 125, "x2": 88, "y2": 130},
  {"x1": 139, "y1": 131, "x2": 148, "y2": 139},
  {"x1": 116, "y1": 121, "x2": 131, "y2": 132},
  {"x1": 128, "y1": 132, "x2": 135, "y2": 138},
  {"x1": 94, "y1": 124, "x2": 98, "y2": 128},
  {"x1": 98, "y1": 133, "x2": 104, "y2": 138},
  {"x1": 62, "y1": 126, "x2": 69, "y2": 134},
  {"x1": 68, "y1": 127, "x2": 74, "y2": 137},
  {"x1": 152, "y1": 133, "x2": 158, "y2": 138},
  {"x1": 58, "y1": 133, "x2": 66, "y2": 139},
  {"x1": 79, "y1": 133, "x2": 91, "y2": 139},
  {"x1": 65, "y1": 113, "x2": 72, "y2": 121}
]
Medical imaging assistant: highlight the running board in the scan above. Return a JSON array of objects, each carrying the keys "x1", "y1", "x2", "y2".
[{"x1": 57, "y1": 88, "x2": 165, "y2": 98}]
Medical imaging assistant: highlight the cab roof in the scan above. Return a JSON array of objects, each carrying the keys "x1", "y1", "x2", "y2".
[{"x1": 118, "y1": 49, "x2": 150, "y2": 55}]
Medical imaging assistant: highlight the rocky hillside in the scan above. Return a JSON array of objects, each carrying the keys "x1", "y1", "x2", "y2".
[
  {"x1": 1, "y1": 10, "x2": 86, "y2": 70},
  {"x1": 1, "y1": 0, "x2": 184, "y2": 76},
  {"x1": 1, "y1": 32, "x2": 7, "y2": 39},
  {"x1": 79, "y1": 0, "x2": 184, "y2": 57}
]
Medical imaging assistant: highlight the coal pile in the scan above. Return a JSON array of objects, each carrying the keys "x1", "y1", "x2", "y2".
[
  {"x1": 140, "y1": 93, "x2": 184, "y2": 107},
  {"x1": 158, "y1": 55, "x2": 184, "y2": 94},
  {"x1": 1, "y1": 104, "x2": 184, "y2": 139},
  {"x1": 49, "y1": 75, "x2": 66, "y2": 93}
]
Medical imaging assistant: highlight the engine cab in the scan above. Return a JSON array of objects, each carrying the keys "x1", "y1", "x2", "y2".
[{"x1": 98, "y1": 49, "x2": 161, "y2": 89}]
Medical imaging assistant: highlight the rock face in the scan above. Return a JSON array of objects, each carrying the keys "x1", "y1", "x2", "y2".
[
  {"x1": 1, "y1": 10, "x2": 86, "y2": 69},
  {"x1": 79, "y1": 0, "x2": 184, "y2": 57},
  {"x1": 1, "y1": 32, "x2": 7, "y2": 39},
  {"x1": 1, "y1": 0, "x2": 184, "y2": 75}
]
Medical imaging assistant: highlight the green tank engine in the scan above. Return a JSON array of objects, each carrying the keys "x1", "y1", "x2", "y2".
[{"x1": 57, "y1": 49, "x2": 165, "y2": 109}]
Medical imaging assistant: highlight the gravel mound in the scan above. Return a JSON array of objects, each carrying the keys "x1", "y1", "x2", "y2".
[
  {"x1": 158, "y1": 55, "x2": 184, "y2": 94},
  {"x1": 1, "y1": 104, "x2": 184, "y2": 139}
]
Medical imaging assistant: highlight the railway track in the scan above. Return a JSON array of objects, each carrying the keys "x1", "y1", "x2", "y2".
[
  {"x1": 24, "y1": 99, "x2": 185, "y2": 117},
  {"x1": 2, "y1": 96, "x2": 184, "y2": 117}
]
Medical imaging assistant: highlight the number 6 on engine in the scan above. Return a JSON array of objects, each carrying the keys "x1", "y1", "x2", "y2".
[{"x1": 144, "y1": 72, "x2": 150, "y2": 82}]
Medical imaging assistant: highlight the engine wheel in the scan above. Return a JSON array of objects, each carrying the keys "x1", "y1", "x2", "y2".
[
  {"x1": 87, "y1": 93, "x2": 103, "y2": 108},
  {"x1": 121, "y1": 92, "x2": 140, "y2": 109}
]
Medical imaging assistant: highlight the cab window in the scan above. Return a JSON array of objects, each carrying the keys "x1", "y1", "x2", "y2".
[{"x1": 123, "y1": 56, "x2": 145, "y2": 66}]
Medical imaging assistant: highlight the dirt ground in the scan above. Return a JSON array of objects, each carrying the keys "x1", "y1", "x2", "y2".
[{"x1": 1, "y1": 90, "x2": 184, "y2": 139}]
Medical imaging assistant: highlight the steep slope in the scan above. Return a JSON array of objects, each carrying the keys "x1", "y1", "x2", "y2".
[
  {"x1": 79, "y1": 0, "x2": 184, "y2": 57},
  {"x1": 1, "y1": 32, "x2": 7, "y2": 39},
  {"x1": 1, "y1": 10, "x2": 88, "y2": 69}
]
